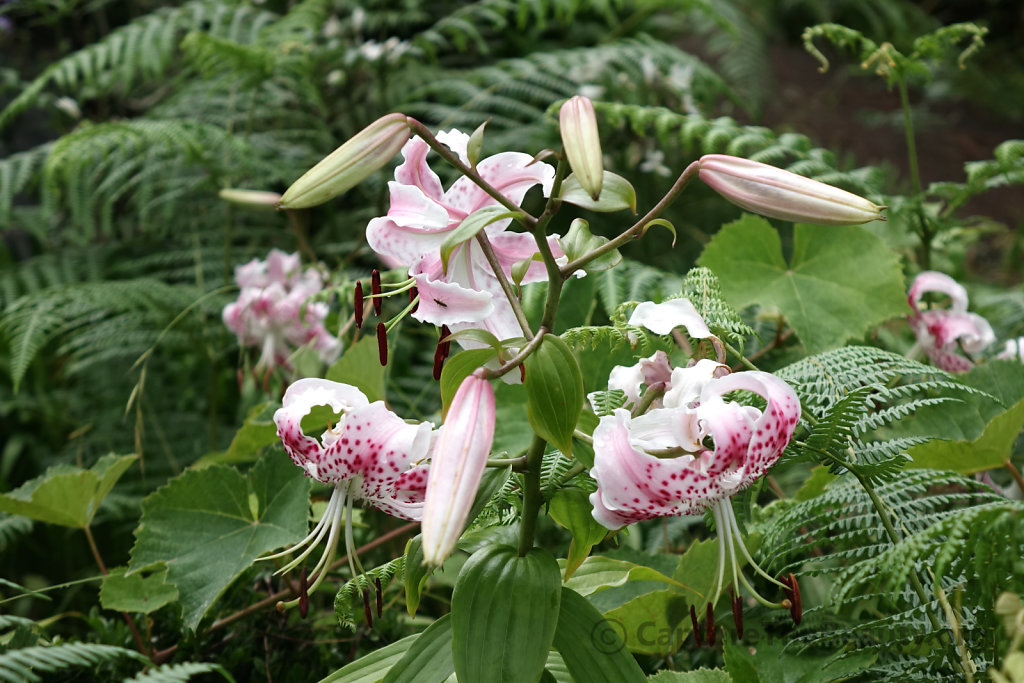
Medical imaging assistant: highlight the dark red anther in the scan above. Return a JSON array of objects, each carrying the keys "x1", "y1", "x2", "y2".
[
  {"x1": 705, "y1": 602, "x2": 715, "y2": 646},
  {"x1": 376, "y1": 322, "x2": 388, "y2": 366},
  {"x1": 354, "y1": 281, "x2": 364, "y2": 329},
  {"x1": 786, "y1": 572, "x2": 802, "y2": 626},
  {"x1": 362, "y1": 589, "x2": 373, "y2": 627},
  {"x1": 519, "y1": 364, "x2": 527, "y2": 383},
  {"x1": 298, "y1": 567, "x2": 309, "y2": 619},
  {"x1": 262, "y1": 366, "x2": 272, "y2": 394},
  {"x1": 432, "y1": 342, "x2": 445, "y2": 381},
  {"x1": 439, "y1": 325, "x2": 451, "y2": 358},
  {"x1": 730, "y1": 587, "x2": 743, "y2": 639},
  {"x1": 375, "y1": 577, "x2": 383, "y2": 618},
  {"x1": 409, "y1": 286, "x2": 419, "y2": 314},
  {"x1": 690, "y1": 604, "x2": 703, "y2": 646},
  {"x1": 236, "y1": 368, "x2": 244, "y2": 392},
  {"x1": 371, "y1": 269, "x2": 382, "y2": 316}
]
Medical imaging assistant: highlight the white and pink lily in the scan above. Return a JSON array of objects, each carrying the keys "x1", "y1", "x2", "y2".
[
  {"x1": 223, "y1": 249, "x2": 340, "y2": 370},
  {"x1": 366, "y1": 130, "x2": 559, "y2": 344},
  {"x1": 907, "y1": 271, "x2": 995, "y2": 372},
  {"x1": 264, "y1": 379, "x2": 435, "y2": 597}
]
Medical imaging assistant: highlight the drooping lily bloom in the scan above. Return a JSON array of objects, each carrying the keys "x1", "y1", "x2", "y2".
[
  {"x1": 907, "y1": 271, "x2": 995, "y2": 372},
  {"x1": 223, "y1": 249, "x2": 341, "y2": 370},
  {"x1": 996, "y1": 337, "x2": 1024, "y2": 363},
  {"x1": 264, "y1": 379, "x2": 435, "y2": 599},
  {"x1": 421, "y1": 372, "x2": 496, "y2": 566},
  {"x1": 366, "y1": 130, "x2": 559, "y2": 344},
  {"x1": 589, "y1": 313, "x2": 801, "y2": 615}
]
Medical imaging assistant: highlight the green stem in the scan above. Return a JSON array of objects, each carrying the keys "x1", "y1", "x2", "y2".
[
  {"x1": 518, "y1": 435, "x2": 548, "y2": 557},
  {"x1": 84, "y1": 525, "x2": 152, "y2": 660},
  {"x1": 722, "y1": 339, "x2": 759, "y2": 372},
  {"x1": 896, "y1": 76, "x2": 932, "y2": 271},
  {"x1": 560, "y1": 160, "x2": 700, "y2": 277},
  {"x1": 406, "y1": 119, "x2": 538, "y2": 227},
  {"x1": 486, "y1": 328, "x2": 547, "y2": 380},
  {"x1": 474, "y1": 231, "x2": 534, "y2": 339}
]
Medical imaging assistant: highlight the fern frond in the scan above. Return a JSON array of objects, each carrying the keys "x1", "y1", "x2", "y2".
[
  {"x1": 332, "y1": 557, "x2": 405, "y2": 631},
  {"x1": 587, "y1": 389, "x2": 627, "y2": 417},
  {"x1": 0, "y1": 513, "x2": 34, "y2": 553},
  {"x1": 124, "y1": 661, "x2": 234, "y2": 683},
  {"x1": 681, "y1": 266, "x2": 754, "y2": 347},
  {"x1": 596, "y1": 260, "x2": 684, "y2": 319},
  {"x1": 0, "y1": 144, "x2": 50, "y2": 227},
  {"x1": 0, "y1": 642, "x2": 148, "y2": 682}
]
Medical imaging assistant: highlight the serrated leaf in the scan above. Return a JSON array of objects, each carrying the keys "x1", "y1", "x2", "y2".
[
  {"x1": 525, "y1": 335, "x2": 584, "y2": 455},
  {"x1": 559, "y1": 171, "x2": 637, "y2": 213},
  {"x1": 451, "y1": 545, "x2": 562, "y2": 683},
  {"x1": 552, "y1": 587, "x2": 646, "y2": 683},
  {"x1": 648, "y1": 670, "x2": 733, "y2": 682},
  {"x1": 698, "y1": 215, "x2": 906, "y2": 352},
  {"x1": 99, "y1": 564, "x2": 178, "y2": 614},
  {"x1": 0, "y1": 453, "x2": 136, "y2": 528},
  {"x1": 128, "y1": 451, "x2": 310, "y2": 630},
  {"x1": 440, "y1": 206, "x2": 524, "y2": 273},
  {"x1": 559, "y1": 218, "x2": 622, "y2": 274},
  {"x1": 327, "y1": 335, "x2": 386, "y2": 403},
  {"x1": 723, "y1": 638, "x2": 875, "y2": 683}
]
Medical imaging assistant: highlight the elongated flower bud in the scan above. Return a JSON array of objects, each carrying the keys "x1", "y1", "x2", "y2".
[
  {"x1": 218, "y1": 188, "x2": 283, "y2": 208},
  {"x1": 698, "y1": 154, "x2": 885, "y2": 226},
  {"x1": 421, "y1": 372, "x2": 495, "y2": 566},
  {"x1": 279, "y1": 113, "x2": 411, "y2": 209},
  {"x1": 559, "y1": 96, "x2": 603, "y2": 200}
]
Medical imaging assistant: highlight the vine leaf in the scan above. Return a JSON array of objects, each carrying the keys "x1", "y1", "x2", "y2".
[
  {"x1": 698, "y1": 215, "x2": 906, "y2": 352},
  {"x1": 128, "y1": 451, "x2": 310, "y2": 630}
]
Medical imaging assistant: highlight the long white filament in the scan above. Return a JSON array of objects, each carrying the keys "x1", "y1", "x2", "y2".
[
  {"x1": 723, "y1": 501, "x2": 788, "y2": 591},
  {"x1": 305, "y1": 487, "x2": 348, "y2": 595},
  {"x1": 261, "y1": 486, "x2": 344, "y2": 570},
  {"x1": 709, "y1": 503, "x2": 727, "y2": 606}
]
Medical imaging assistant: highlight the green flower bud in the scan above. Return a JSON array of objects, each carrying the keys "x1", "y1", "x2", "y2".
[
  {"x1": 698, "y1": 154, "x2": 885, "y2": 226},
  {"x1": 559, "y1": 96, "x2": 603, "y2": 201},
  {"x1": 279, "y1": 113, "x2": 411, "y2": 209},
  {"x1": 218, "y1": 188, "x2": 282, "y2": 209}
]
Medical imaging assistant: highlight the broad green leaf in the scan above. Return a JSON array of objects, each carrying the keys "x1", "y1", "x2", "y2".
[
  {"x1": 906, "y1": 360, "x2": 1024, "y2": 473},
  {"x1": 319, "y1": 634, "x2": 416, "y2": 683},
  {"x1": 492, "y1": 382, "x2": 533, "y2": 456},
  {"x1": 559, "y1": 171, "x2": 637, "y2": 213},
  {"x1": 723, "y1": 638, "x2": 875, "y2": 682},
  {"x1": 698, "y1": 215, "x2": 906, "y2": 352},
  {"x1": 525, "y1": 335, "x2": 584, "y2": 455},
  {"x1": 548, "y1": 487, "x2": 609, "y2": 579},
  {"x1": 452, "y1": 545, "x2": 562, "y2": 683},
  {"x1": 206, "y1": 401, "x2": 279, "y2": 465},
  {"x1": 0, "y1": 454, "x2": 136, "y2": 528},
  {"x1": 440, "y1": 349, "x2": 497, "y2": 417},
  {"x1": 553, "y1": 273, "x2": 599, "y2": 333},
  {"x1": 99, "y1": 565, "x2": 178, "y2": 614},
  {"x1": 604, "y1": 590, "x2": 692, "y2": 656},
  {"x1": 128, "y1": 451, "x2": 310, "y2": 630},
  {"x1": 443, "y1": 328, "x2": 511, "y2": 355},
  {"x1": 552, "y1": 587, "x2": 645, "y2": 683},
  {"x1": 440, "y1": 206, "x2": 525, "y2": 273},
  {"x1": 383, "y1": 614, "x2": 454, "y2": 683},
  {"x1": 559, "y1": 218, "x2": 622, "y2": 273},
  {"x1": 563, "y1": 556, "x2": 694, "y2": 598},
  {"x1": 648, "y1": 670, "x2": 732, "y2": 682},
  {"x1": 327, "y1": 335, "x2": 387, "y2": 403},
  {"x1": 794, "y1": 465, "x2": 837, "y2": 502}
]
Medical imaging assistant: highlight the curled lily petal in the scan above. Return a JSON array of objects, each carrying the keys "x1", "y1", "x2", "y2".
[
  {"x1": 906, "y1": 271, "x2": 995, "y2": 372},
  {"x1": 629, "y1": 299, "x2": 713, "y2": 339}
]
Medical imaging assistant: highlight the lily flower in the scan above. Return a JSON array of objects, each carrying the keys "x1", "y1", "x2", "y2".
[
  {"x1": 366, "y1": 130, "x2": 560, "y2": 345},
  {"x1": 589, "y1": 337, "x2": 801, "y2": 618},
  {"x1": 223, "y1": 250, "x2": 340, "y2": 371},
  {"x1": 907, "y1": 271, "x2": 995, "y2": 372},
  {"x1": 264, "y1": 379, "x2": 435, "y2": 602},
  {"x1": 996, "y1": 337, "x2": 1024, "y2": 363},
  {"x1": 420, "y1": 372, "x2": 496, "y2": 566}
]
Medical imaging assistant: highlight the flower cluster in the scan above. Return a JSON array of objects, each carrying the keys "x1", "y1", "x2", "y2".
[
  {"x1": 365, "y1": 130, "x2": 560, "y2": 346},
  {"x1": 907, "y1": 271, "x2": 995, "y2": 372},
  {"x1": 222, "y1": 249, "x2": 341, "y2": 370}
]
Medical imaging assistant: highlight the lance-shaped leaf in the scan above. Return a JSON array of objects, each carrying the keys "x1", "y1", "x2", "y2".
[
  {"x1": 559, "y1": 171, "x2": 636, "y2": 213},
  {"x1": 451, "y1": 545, "x2": 562, "y2": 683},
  {"x1": 382, "y1": 614, "x2": 455, "y2": 683},
  {"x1": 439, "y1": 206, "x2": 525, "y2": 274},
  {"x1": 552, "y1": 587, "x2": 646, "y2": 683},
  {"x1": 525, "y1": 334, "x2": 584, "y2": 455},
  {"x1": 548, "y1": 487, "x2": 609, "y2": 579},
  {"x1": 128, "y1": 451, "x2": 310, "y2": 630},
  {"x1": 0, "y1": 454, "x2": 136, "y2": 528},
  {"x1": 698, "y1": 215, "x2": 906, "y2": 352},
  {"x1": 327, "y1": 334, "x2": 388, "y2": 403}
]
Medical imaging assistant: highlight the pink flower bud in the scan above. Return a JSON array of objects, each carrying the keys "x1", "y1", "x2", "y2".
[
  {"x1": 420, "y1": 372, "x2": 495, "y2": 566},
  {"x1": 559, "y1": 95, "x2": 604, "y2": 201},
  {"x1": 280, "y1": 113, "x2": 411, "y2": 209},
  {"x1": 698, "y1": 154, "x2": 885, "y2": 226}
]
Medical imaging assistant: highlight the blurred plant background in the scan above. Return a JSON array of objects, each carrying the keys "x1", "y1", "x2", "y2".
[{"x1": 0, "y1": 0, "x2": 1022, "y2": 680}]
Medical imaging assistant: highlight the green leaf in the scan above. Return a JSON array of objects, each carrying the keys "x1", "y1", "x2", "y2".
[
  {"x1": 648, "y1": 670, "x2": 732, "y2": 682},
  {"x1": 525, "y1": 335, "x2": 584, "y2": 455},
  {"x1": 559, "y1": 171, "x2": 637, "y2": 213},
  {"x1": 442, "y1": 328, "x2": 510, "y2": 356},
  {"x1": 440, "y1": 206, "x2": 525, "y2": 273},
  {"x1": 403, "y1": 536, "x2": 429, "y2": 617},
  {"x1": 382, "y1": 614, "x2": 455, "y2": 683},
  {"x1": 440, "y1": 349, "x2": 497, "y2": 417},
  {"x1": 327, "y1": 334, "x2": 388, "y2": 403},
  {"x1": 641, "y1": 218, "x2": 677, "y2": 246},
  {"x1": 211, "y1": 402, "x2": 280, "y2": 465},
  {"x1": 563, "y1": 556, "x2": 694, "y2": 598},
  {"x1": 128, "y1": 451, "x2": 310, "y2": 630},
  {"x1": 548, "y1": 487, "x2": 608, "y2": 579},
  {"x1": 451, "y1": 545, "x2": 562, "y2": 683},
  {"x1": 603, "y1": 590, "x2": 691, "y2": 656},
  {"x1": 0, "y1": 454, "x2": 136, "y2": 528},
  {"x1": 467, "y1": 120, "x2": 488, "y2": 168},
  {"x1": 698, "y1": 215, "x2": 906, "y2": 352},
  {"x1": 906, "y1": 360, "x2": 1024, "y2": 473},
  {"x1": 552, "y1": 587, "x2": 645, "y2": 683},
  {"x1": 99, "y1": 564, "x2": 178, "y2": 614},
  {"x1": 559, "y1": 218, "x2": 622, "y2": 273},
  {"x1": 318, "y1": 635, "x2": 416, "y2": 683},
  {"x1": 722, "y1": 638, "x2": 875, "y2": 682}
]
